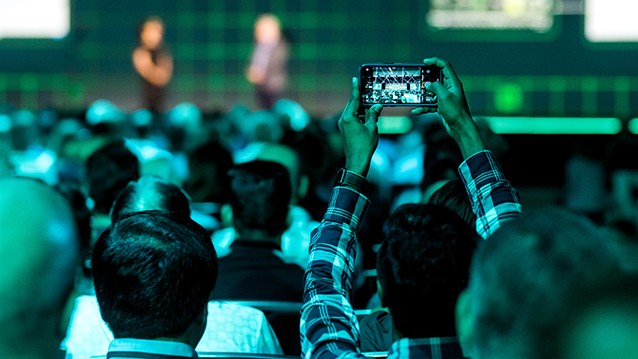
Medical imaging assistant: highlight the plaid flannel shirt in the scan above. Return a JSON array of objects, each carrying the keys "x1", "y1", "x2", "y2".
[{"x1": 300, "y1": 150, "x2": 522, "y2": 359}]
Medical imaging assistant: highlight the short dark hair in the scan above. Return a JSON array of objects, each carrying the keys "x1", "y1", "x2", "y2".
[
  {"x1": 110, "y1": 175, "x2": 191, "y2": 223},
  {"x1": 228, "y1": 160, "x2": 291, "y2": 237},
  {"x1": 376, "y1": 203, "x2": 477, "y2": 338},
  {"x1": 92, "y1": 210, "x2": 217, "y2": 339},
  {"x1": 428, "y1": 178, "x2": 476, "y2": 228},
  {"x1": 86, "y1": 139, "x2": 140, "y2": 214}
]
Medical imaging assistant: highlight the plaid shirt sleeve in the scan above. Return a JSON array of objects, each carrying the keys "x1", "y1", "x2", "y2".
[
  {"x1": 300, "y1": 186, "x2": 371, "y2": 359},
  {"x1": 459, "y1": 150, "x2": 523, "y2": 239}
]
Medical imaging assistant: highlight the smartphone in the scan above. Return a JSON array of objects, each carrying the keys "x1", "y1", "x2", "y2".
[{"x1": 359, "y1": 63, "x2": 440, "y2": 107}]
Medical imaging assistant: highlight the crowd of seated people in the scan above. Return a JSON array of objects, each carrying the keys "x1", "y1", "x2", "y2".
[{"x1": 1, "y1": 56, "x2": 638, "y2": 359}]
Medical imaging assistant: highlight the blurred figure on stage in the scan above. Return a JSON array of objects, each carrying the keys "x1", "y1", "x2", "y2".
[
  {"x1": 132, "y1": 16, "x2": 173, "y2": 115},
  {"x1": 246, "y1": 13, "x2": 289, "y2": 109}
]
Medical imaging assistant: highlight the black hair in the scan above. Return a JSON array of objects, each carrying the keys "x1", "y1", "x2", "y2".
[
  {"x1": 228, "y1": 160, "x2": 291, "y2": 237},
  {"x1": 428, "y1": 178, "x2": 476, "y2": 228},
  {"x1": 183, "y1": 139, "x2": 234, "y2": 204},
  {"x1": 85, "y1": 139, "x2": 140, "y2": 214},
  {"x1": 92, "y1": 210, "x2": 217, "y2": 339},
  {"x1": 376, "y1": 203, "x2": 477, "y2": 338}
]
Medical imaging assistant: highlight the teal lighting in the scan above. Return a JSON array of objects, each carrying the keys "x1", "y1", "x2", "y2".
[
  {"x1": 627, "y1": 118, "x2": 638, "y2": 134},
  {"x1": 378, "y1": 116, "x2": 412, "y2": 135},
  {"x1": 482, "y1": 117, "x2": 622, "y2": 135}
]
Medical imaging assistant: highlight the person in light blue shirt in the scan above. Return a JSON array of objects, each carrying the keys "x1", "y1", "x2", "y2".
[{"x1": 92, "y1": 210, "x2": 217, "y2": 359}]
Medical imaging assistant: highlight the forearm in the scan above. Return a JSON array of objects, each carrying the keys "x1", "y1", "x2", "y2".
[
  {"x1": 300, "y1": 187, "x2": 369, "y2": 358},
  {"x1": 449, "y1": 114, "x2": 486, "y2": 159},
  {"x1": 459, "y1": 150, "x2": 523, "y2": 239}
]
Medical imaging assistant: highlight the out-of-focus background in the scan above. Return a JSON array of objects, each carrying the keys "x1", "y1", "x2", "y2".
[{"x1": 2, "y1": 0, "x2": 638, "y2": 199}]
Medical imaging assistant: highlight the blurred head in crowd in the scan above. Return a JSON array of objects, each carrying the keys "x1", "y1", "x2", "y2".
[
  {"x1": 456, "y1": 207, "x2": 622, "y2": 359},
  {"x1": 0, "y1": 177, "x2": 80, "y2": 359},
  {"x1": 85, "y1": 138, "x2": 140, "y2": 215}
]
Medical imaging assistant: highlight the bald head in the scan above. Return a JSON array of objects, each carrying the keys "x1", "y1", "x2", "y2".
[{"x1": 0, "y1": 177, "x2": 79, "y2": 358}]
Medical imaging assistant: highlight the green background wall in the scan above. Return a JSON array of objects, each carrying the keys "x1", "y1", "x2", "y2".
[{"x1": 1, "y1": 0, "x2": 637, "y2": 119}]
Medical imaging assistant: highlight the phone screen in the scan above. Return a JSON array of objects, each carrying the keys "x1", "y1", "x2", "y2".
[{"x1": 359, "y1": 64, "x2": 440, "y2": 106}]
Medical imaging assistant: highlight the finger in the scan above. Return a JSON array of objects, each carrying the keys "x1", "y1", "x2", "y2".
[
  {"x1": 365, "y1": 104, "x2": 382, "y2": 124},
  {"x1": 423, "y1": 57, "x2": 446, "y2": 67},
  {"x1": 411, "y1": 107, "x2": 425, "y2": 115},
  {"x1": 438, "y1": 61, "x2": 461, "y2": 86},
  {"x1": 411, "y1": 107, "x2": 438, "y2": 115},
  {"x1": 342, "y1": 77, "x2": 361, "y2": 116},
  {"x1": 423, "y1": 57, "x2": 461, "y2": 85}
]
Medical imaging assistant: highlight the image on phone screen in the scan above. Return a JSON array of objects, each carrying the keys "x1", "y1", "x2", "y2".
[{"x1": 360, "y1": 64, "x2": 439, "y2": 106}]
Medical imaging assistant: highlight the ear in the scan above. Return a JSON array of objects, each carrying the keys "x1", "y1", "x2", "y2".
[
  {"x1": 455, "y1": 289, "x2": 474, "y2": 358},
  {"x1": 220, "y1": 203, "x2": 233, "y2": 228}
]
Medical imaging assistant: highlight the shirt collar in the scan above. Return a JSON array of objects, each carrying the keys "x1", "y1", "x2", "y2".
[{"x1": 108, "y1": 338, "x2": 198, "y2": 358}]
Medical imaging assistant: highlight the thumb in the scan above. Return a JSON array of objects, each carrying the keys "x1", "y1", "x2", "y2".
[{"x1": 364, "y1": 104, "x2": 382, "y2": 130}]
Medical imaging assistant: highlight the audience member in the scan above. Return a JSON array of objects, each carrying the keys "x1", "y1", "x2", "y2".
[
  {"x1": 91, "y1": 210, "x2": 216, "y2": 358},
  {"x1": 455, "y1": 207, "x2": 622, "y2": 359},
  {"x1": 47, "y1": 117, "x2": 91, "y2": 183},
  {"x1": 183, "y1": 139, "x2": 234, "y2": 205},
  {"x1": 164, "y1": 102, "x2": 209, "y2": 186},
  {"x1": 63, "y1": 297, "x2": 283, "y2": 359},
  {"x1": 7, "y1": 108, "x2": 59, "y2": 185},
  {"x1": 213, "y1": 160, "x2": 306, "y2": 355},
  {"x1": 110, "y1": 174, "x2": 191, "y2": 222},
  {"x1": 281, "y1": 120, "x2": 335, "y2": 221},
  {"x1": 360, "y1": 203, "x2": 478, "y2": 353},
  {"x1": 213, "y1": 160, "x2": 304, "y2": 301},
  {"x1": 62, "y1": 176, "x2": 283, "y2": 359},
  {"x1": 84, "y1": 138, "x2": 141, "y2": 241},
  {"x1": 0, "y1": 177, "x2": 79, "y2": 359},
  {"x1": 361, "y1": 177, "x2": 476, "y2": 312},
  {"x1": 85, "y1": 99, "x2": 128, "y2": 143},
  {"x1": 300, "y1": 57, "x2": 522, "y2": 358},
  {"x1": 214, "y1": 141, "x2": 318, "y2": 268}
]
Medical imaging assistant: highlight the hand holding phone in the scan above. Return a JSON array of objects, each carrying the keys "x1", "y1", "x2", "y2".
[{"x1": 358, "y1": 63, "x2": 441, "y2": 108}]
